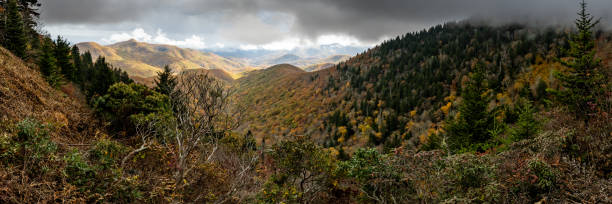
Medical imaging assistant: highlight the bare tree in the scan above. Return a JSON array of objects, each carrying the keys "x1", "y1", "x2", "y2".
[
  {"x1": 208, "y1": 133, "x2": 260, "y2": 203},
  {"x1": 169, "y1": 72, "x2": 242, "y2": 190},
  {"x1": 121, "y1": 115, "x2": 162, "y2": 168}
]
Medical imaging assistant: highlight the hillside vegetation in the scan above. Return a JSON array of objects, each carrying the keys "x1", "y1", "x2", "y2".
[{"x1": 0, "y1": 0, "x2": 610, "y2": 203}]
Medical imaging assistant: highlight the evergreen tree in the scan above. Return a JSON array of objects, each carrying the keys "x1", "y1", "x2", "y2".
[
  {"x1": 71, "y1": 45, "x2": 82, "y2": 83},
  {"x1": 509, "y1": 99, "x2": 541, "y2": 141},
  {"x1": 4, "y1": 0, "x2": 27, "y2": 58},
  {"x1": 154, "y1": 65, "x2": 177, "y2": 95},
  {"x1": 551, "y1": 0, "x2": 605, "y2": 121},
  {"x1": 38, "y1": 38, "x2": 62, "y2": 87},
  {"x1": 54, "y1": 36, "x2": 74, "y2": 80},
  {"x1": 446, "y1": 63, "x2": 494, "y2": 153}
]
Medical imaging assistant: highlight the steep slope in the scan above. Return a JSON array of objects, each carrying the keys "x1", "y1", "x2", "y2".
[
  {"x1": 76, "y1": 40, "x2": 252, "y2": 78},
  {"x1": 236, "y1": 23, "x2": 612, "y2": 152},
  {"x1": 234, "y1": 64, "x2": 336, "y2": 142},
  {"x1": 0, "y1": 47, "x2": 100, "y2": 142}
]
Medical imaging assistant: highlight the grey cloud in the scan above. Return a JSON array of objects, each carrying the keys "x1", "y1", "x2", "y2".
[{"x1": 40, "y1": 0, "x2": 612, "y2": 44}]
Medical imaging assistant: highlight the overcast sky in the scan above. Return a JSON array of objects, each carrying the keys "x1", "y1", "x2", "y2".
[{"x1": 40, "y1": 0, "x2": 612, "y2": 50}]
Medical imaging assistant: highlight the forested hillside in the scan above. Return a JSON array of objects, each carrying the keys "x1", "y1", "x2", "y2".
[
  {"x1": 0, "y1": 0, "x2": 610, "y2": 203},
  {"x1": 323, "y1": 23, "x2": 571, "y2": 150}
]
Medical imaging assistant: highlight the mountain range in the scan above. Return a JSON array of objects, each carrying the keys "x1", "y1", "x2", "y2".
[
  {"x1": 76, "y1": 40, "x2": 361, "y2": 84},
  {"x1": 76, "y1": 39, "x2": 252, "y2": 78}
]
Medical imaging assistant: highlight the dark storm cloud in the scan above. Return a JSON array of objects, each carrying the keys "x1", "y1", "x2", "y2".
[{"x1": 41, "y1": 0, "x2": 612, "y2": 44}]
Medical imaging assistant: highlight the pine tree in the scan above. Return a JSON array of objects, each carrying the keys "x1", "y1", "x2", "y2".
[
  {"x1": 509, "y1": 99, "x2": 541, "y2": 141},
  {"x1": 71, "y1": 45, "x2": 82, "y2": 83},
  {"x1": 154, "y1": 65, "x2": 177, "y2": 96},
  {"x1": 446, "y1": 62, "x2": 494, "y2": 153},
  {"x1": 55, "y1": 36, "x2": 74, "y2": 80},
  {"x1": 4, "y1": 0, "x2": 27, "y2": 58},
  {"x1": 551, "y1": 0, "x2": 605, "y2": 121},
  {"x1": 38, "y1": 38, "x2": 62, "y2": 87}
]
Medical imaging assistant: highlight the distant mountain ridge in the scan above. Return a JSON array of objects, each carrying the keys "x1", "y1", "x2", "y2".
[
  {"x1": 76, "y1": 39, "x2": 254, "y2": 78},
  {"x1": 204, "y1": 43, "x2": 365, "y2": 70}
]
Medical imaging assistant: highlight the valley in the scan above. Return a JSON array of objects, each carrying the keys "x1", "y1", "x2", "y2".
[{"x1": 0, "y1": 0, "x2": 610, "y2": 203}]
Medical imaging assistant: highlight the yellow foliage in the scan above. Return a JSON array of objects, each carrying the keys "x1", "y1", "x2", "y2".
[
  {"x1": 329, "y1": 147, "x2": 339, "y2": 158},
  {"x1": 338, "y1": 126, "x2": 348, "y2": 137},
  {"x1": 444, "y1": 94, "x2": 456, "y2": 102},
  {"x1": 405, "y1": 121, "x2": 415, "y2": 131},
  {"x1": 358, "y1": 124, "x2": 371, "y2": 133},
  {"x1": 377, "y1": 100, "x2": 385, "y2": 108},
  {"x1": 375, "y1": 132, "x2": 383, "y2": 140},
  {"x1": 427, "y1": 127, "x2": 436, "y2": 136},
  {"x1": 419, "y1": 133, "x2": 428, "y2": 144},
  {"x1": 440, "y1": 102, "x2": 452, "y2": 116},
  {"x1": 496, "y1": 93, "x2": 504, "y2": 101},
  {"x1": 410, "y1": 109, "x2": 418, "y2": 117}
]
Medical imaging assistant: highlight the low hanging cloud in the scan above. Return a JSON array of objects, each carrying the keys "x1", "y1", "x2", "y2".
[
  {"x1": 40, "y1": 0, "x2": 612, "y2": 47},
  {"x1": 102, "y1": 28, "x2": 207, "y2": 49}
]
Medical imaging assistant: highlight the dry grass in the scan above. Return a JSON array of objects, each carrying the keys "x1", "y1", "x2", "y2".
[{"x1": 0, "y1": 47, "x2": 101, "y2": 144}]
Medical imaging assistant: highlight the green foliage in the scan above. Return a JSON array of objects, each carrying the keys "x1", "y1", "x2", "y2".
[
  {"x1": 3, "y1": 0, "x2": 27, "y2": 58},
  {"x1": 452, "y1": 158, "x2": 494, "y2": 189},
  {"x1": 259, "y1": 138, "x2": 335, "y2": 203},
  {"x1": 13, "y1": 119, "x2": 58, "y2": 176},
  {"x1": 38, "y1": 38, "x2": 63, "y2": 88},
  {"x1": 54, "y1": 36, "x2": 75, "y2": 81},
  {"x1": 94, "y1": 82, "x2": 171, "y2": 136},
  {"x1": 154, "y1": 65, "x2": 177, "y2": 96},
  {"x1": 339, "y1": 148, "x2": 395, "y2": 183},
  {"x1": 89, "y1": 139, "x2": 127, "y2": 170},
  {"x1": 527, "y1": 160, "x2": 557, "y2": 193},
  {"x1": 446, "y1": 63, "x2": 495, "y2": 153},
  {"x1": 326, "y1": 23, "x2": 567, "y2": 147},
  {"x1": 75, "y1": 54, "x2": 133, "y2": 98},
  {"x1": 71, "y1": 45, "x2": 83, "y2": 83},
  {"x1": 65, "y1": 143, "x2": 142, "y2": 202},
  {"x1": 513, "y1": 159, "x2": 558, "y2": 200},
  {"x1": 422, "y1": 132, "x2": 443, "y2": 151},
  {"x1": 550, "y1": 0, "x2": 606, "y2": 120},
  {"x1": 510, "y1": 100, "x2": 541, "y2": 141},
  {"x1": 63, "y1": 149, "x2": 96, "y2": 188},
  {"x1": 338, "y1": 148, "x2": 412, "y2": 202},
  {"x1": 220, "y1": 131, "x2": 257, "y2": 153}
]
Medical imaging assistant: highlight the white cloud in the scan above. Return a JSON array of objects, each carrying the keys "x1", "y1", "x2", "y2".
[
  {"x1": 239, "y1": 44, "x2": 258, "y2": 50},
  {"x1": 237, "y1": 34, "x2": 371, "y2": 51},
  {"x1": 102, "y1": 28, "x2": 207, "y2": 49},
  {"x1": 316, "y1": 34, "x2": 363, "y2": 46},
  {"x1": 261, "y1": 37, "x2": 308, "y2": 50},
  {"x1": 103, "y1": 28, "x2": 152, "y2": 43}
]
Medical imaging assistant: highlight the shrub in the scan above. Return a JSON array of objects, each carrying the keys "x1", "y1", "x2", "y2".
[
  {"x1": 527, "y1": 159, "x2": 557, "y2": 194},
  {"x1": 89, "y1": 139, "x2": 127, "y2": 170},
  {"x1": 258, "y1": 138, "x2": 336, "y2": 203},
  {"x1": 63, "y1": 149, "x2": 96, "y2": 189},
  {"x1": 338, "y1": 148, "x2": 412, "y2": 202},
  {"x1": 94, "y1": 82, "x2": 171, "y2": 137},
  {"x1": 13, "y1": 119, "x2": 58, "y2": 177},
  {"x1": 446, "y1": 155, "x2": 499, "y2": 202},
  {"x1": 454, "y1": 159, "x2": 492, "y2": 189}
]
